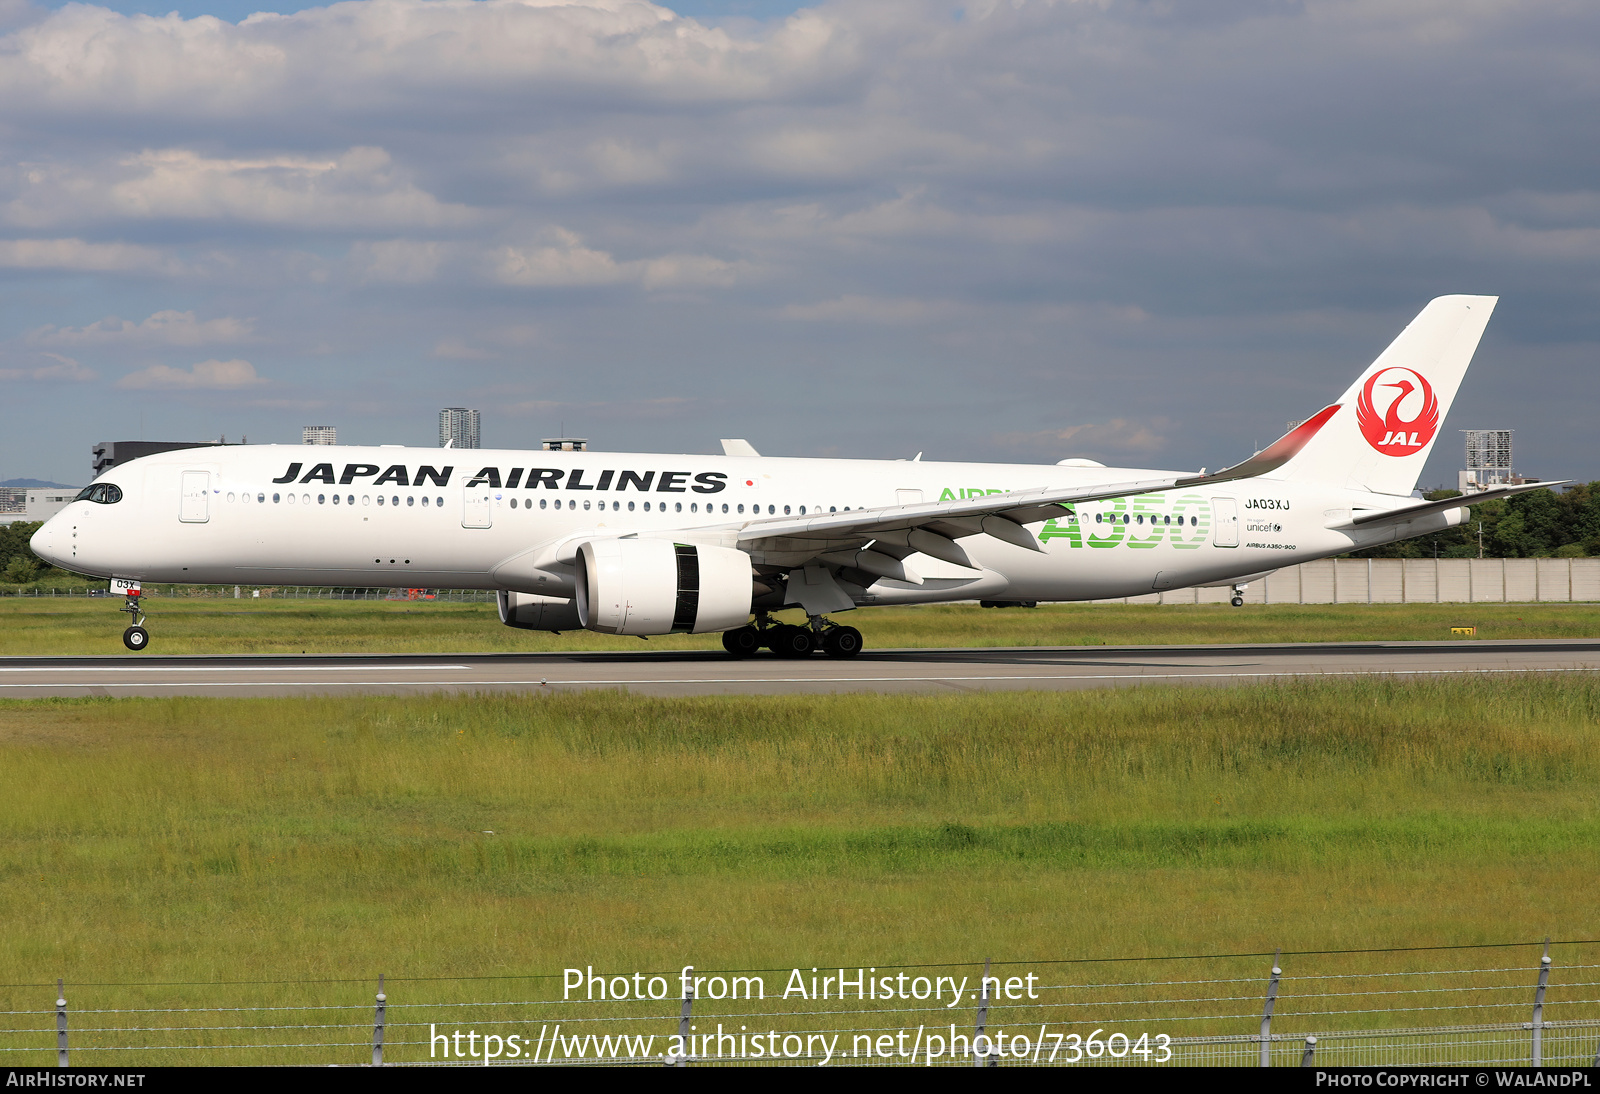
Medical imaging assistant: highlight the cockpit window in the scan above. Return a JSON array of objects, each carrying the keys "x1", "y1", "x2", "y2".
[{"x1": 75, "y1": 484, "x2": 123, "y2": 505}]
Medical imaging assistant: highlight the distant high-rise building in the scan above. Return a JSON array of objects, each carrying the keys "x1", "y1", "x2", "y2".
[
  {"x1": 303, "y1": 425, "x2": 338, "y2": 446},
  {"x1": 439, "y1": 408, "x2": 481, "y2": 449},
  {"x1": 1459, "y1": 429, "x2": 1514, "y2": 493}
]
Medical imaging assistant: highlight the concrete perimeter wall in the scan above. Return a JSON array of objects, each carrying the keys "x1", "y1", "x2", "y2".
[{"x1": 1098, "y1": 557, "x2": 1600, "y2": 605}]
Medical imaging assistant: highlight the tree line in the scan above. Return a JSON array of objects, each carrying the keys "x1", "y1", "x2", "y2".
[{"x1": 1349, "y1": 483, "x2": 1600, "y2": 559}]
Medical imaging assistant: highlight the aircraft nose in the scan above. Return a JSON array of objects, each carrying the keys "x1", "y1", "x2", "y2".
[{"x1": 30, "y1": 519, "x2": 64, "y2": 568}]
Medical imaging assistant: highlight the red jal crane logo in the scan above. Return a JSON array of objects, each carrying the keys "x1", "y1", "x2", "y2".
[{"x1": 1356, "y1": 367, "x2": 1439, "y2": 455}]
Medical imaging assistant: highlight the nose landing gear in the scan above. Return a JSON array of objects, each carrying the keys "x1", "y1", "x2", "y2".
[
  {"x1": 1230, "y1": 583, "x2": 1248, "y2": 608},
  {"x1": 119, "y1": 586, "x2": 150, "y2": 651}
]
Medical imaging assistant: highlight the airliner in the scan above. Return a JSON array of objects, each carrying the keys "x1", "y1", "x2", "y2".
[{"x1": 31, "y1": 295, "x2": 1552, "y2": 655}]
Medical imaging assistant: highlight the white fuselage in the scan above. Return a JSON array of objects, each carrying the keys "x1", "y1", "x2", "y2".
[{"x1": 31, "y1": 444, "x2": 1456, "y2": 606}]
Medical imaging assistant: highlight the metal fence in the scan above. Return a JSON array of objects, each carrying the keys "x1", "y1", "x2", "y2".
[
  {"x1": 7, "y1": 559, "x2": 1600, "y2": 605},
  {"x1": 4, "y1": 940, "x2": 1598, "y2": 1067},
  {"x1": 1104, "y1": 557, "x2": 1600, "y2": 605}
]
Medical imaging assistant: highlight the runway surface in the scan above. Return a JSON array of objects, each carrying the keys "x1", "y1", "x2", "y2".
[{"x1": 2, "y1": 639, "x2": 1599, "y2": 698}]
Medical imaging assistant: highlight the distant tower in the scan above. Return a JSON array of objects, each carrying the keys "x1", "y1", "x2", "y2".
[
  {"x1": 1460, "y1": 429, "x2": 1513, "y2": 493},
  {"x1": 302, "y1": 425, "x2": 337, "y2": 446},
  {"x1": 439, "y1": 408, "x2": 481, "y2": 449}
]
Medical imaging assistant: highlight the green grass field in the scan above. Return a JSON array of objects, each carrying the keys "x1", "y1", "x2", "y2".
[
  {"x1": 1, "y1": 596, "x2": 1597, "y2": 655},
  {"x1": 1, "y1": 679, "x2": 1595, "y2": 989}
]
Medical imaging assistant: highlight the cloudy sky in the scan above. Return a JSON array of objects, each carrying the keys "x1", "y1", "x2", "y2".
[{"x1": 2, "y1": 0, "x2": 1596, "y2": 487}]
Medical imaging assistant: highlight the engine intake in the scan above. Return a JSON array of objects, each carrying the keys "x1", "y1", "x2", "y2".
[{"x1": 575, "y1": 538, "x2": 753, "y2": 636}]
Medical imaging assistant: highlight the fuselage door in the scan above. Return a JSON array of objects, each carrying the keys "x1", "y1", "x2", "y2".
[
  {"x1": 462, "y1": 486, "x2": 492, "y2": 529},
  {"x1": 180, "y1": 471, "x2": 210, "y2": 523},
  {"x1": 1211, "y1": 496, "x2": 1239, "y2": 547}
]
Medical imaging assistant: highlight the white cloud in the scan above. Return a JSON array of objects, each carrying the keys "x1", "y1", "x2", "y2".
[
  {"x1": 7, "y1": 147, "x2": 474, "y2": 231},
  {"x1": 492, "y1": 231, "x2": 627, "y2": 287},
  {"x1": 353, "y1": 240, "x2": 453, "y2": 284},
  {"x1": 0, "y1": 0, "x2": 836, "y2": 120},
  {"x1": 0, "y1": 238, "x2": 179, "y2": 273},
  {"x1": 0, "y1": 353, "x2": 96, "y2": 383},
  {"x1": 116, "y1": 358, "x2": 267, "y2": 390},
  {"x1": 29, "y1": 310, "x2": 255, "y2": 346}
]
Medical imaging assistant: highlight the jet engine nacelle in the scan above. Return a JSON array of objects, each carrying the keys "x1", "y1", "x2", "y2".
[
  {"x1": 575, "y1": 538, "x2": 753, "y2": 636},
  {"x1": 497, "y1": 590, "x2": 584, "y2": 632}
]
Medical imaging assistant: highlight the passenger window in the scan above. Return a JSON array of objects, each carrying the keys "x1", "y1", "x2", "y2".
[
  {"x1": 273, "y1": 493, "x2": 281, "y2": 504},
  {"x1": 319, "y1": 494, "x2": 327, "y2": 505},
  {"x1": 690, "y1": 503, "x2": 697, "y2": 513},
  {"x1": 333, "y1": 494, "x2": 341, "y2": 505},
  {"x1": 737, "y1": 504, "x2": 744, "y2": 514},
  {"x1": 421, "y1": 497, "x2": 429, "y2": 507},
  {"x1": 540, "y1": 498, "x2": 547, "y2": 509},
  {"x1": 722, "y1": 504, "x2": 729, "y2": 513},
  {"x1": 406, "y1": 496, "x2": 414, "y2": 507},
  {"x1": 228, "y1": 493, "x2": 236, "y2": 503},
  {"x1": 436, "y1": 497, "x2": 443, "y2": 507},
  {"x1": 259, "y1": 493, "x2": 266, "y2": 504},
  {"x1": 768, "y1": 505, "x2": 775, "y2": 515},
  {"x1": 644, "y1": 501, "x2": 651, "y2": 512},
  {"x1": 584, "y1": 500, "x2": 591, "y2": 510},
  {"x1": 675, "y1": 502, "x2": 683, "y2": 513},
  {"x1": 628, "y1": 501, "x2": 635, "y2": 511}
]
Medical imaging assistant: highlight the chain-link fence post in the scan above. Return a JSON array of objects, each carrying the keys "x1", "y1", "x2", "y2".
[
  {"x1": 372, "y1": 974, "x2": 386, "y2": 1066},
  {"x1": 1300, "y1": 1035, "x2": 1316, "y2": 1067},
  {"x1": 1532, "y1": 940, "x2": 1550, "y2": 1067},
  {"x1": 55, "y1": 979, "x2": 67, "y2": 1068},
  {"x1": 674, "y1": 987, "x2": 693, "y2": 1067},
  {"x1": 1260, "y1": 950, "x2": 1281, "y2": 1067},
  {"x1": 974, "y1": 958, "x2": 994, "y2": 1067}
]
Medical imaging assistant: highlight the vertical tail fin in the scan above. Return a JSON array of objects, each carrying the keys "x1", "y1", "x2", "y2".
[{"x1": 1269, "y1": 295, "x2": 1497, "y2": 496}]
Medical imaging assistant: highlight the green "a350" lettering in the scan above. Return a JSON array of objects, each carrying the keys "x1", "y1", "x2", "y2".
[{"x1": 1038, "y1": 494, "x2": 1212, "y2": 549}]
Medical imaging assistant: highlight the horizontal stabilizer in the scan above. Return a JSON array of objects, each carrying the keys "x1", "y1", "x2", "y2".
[{"x1": 1345, "y1": 481, "x2": 1566, "y2": 527}]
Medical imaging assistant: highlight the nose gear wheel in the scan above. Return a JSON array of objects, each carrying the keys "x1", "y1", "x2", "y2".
[{"x1": 118, "y1": 591, "x2": 151, "y2": 651}]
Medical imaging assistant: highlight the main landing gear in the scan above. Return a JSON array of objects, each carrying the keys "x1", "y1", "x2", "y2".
[
  {"x1": 120, "y1": 590, "x2": 150, "y2": 651},
  {"x1": 721, "y1": 614, "x2": 863, "y2": 660}
]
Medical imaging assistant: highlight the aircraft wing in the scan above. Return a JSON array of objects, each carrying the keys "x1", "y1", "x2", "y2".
[{"x1": 732, "y1": 403, "x2": 1347, "y2": 568}]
